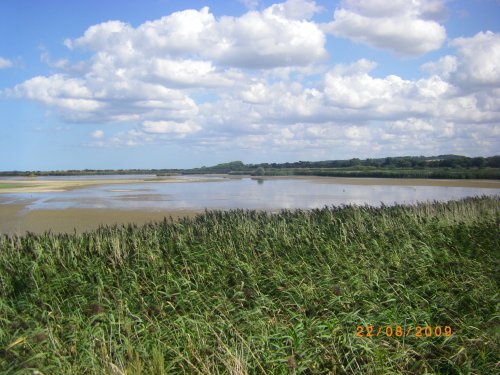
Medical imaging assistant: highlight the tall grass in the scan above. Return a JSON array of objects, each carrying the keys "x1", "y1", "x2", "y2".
[
  {"x1": 0, "y1": 196, "x2": 498, "y2": 374},
  {"x1": 257, "y1": 167, "x2": 500, "y2": 179}
]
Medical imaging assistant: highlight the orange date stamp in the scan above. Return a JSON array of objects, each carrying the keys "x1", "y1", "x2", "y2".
[{"x1": 356, "y1": 325, "x2": 452, "y2": 338}]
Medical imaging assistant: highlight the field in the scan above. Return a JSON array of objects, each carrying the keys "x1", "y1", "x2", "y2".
[
  {"x1": 0, "y1": 197, "x2": 498, "y2": 373},
  {"x1": 0, "y1": 183, "x2": 33, "y2": 190},
  {"x1": 254, "y1": 167, "x2": 500, "y2": 180}
]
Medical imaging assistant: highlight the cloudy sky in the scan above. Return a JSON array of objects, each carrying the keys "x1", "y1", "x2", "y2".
[{"x1": 1, "y1": 0, "x2": 499, "y2": 170}]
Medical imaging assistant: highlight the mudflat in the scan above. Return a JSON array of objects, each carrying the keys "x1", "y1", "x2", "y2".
[
  {"x1": 0, "y1": 175, "x2": 499, "y2": 194},
  {"x1": 0, "y1": 176, "x2": 224, "y2": 194},
  {"x1": 1, "y1": 175, "x2": 499, "y2": 235},
  {"x1": 0, "y1": 204, "x2": 201, "y2": 235}
]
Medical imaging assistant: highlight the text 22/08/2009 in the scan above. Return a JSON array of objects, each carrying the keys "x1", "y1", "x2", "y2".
[{"x1": 356, "y1": 325, "x2": 453, "y2": 338}]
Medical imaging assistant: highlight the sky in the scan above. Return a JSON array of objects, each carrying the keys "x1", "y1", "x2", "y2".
[{"x1": 1, "y1": 0, "x2": 499, "y2": 170}]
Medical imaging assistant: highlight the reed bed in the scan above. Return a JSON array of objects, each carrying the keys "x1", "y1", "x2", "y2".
[{"x1": 0, "y1": 196, "x2": 498, "y2": 374}]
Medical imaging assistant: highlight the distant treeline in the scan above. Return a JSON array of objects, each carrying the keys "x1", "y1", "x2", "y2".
[
  {"x1": 257, "y1": 168, "x2": 500, "y2": 180},
  {"x1": 1, "y1": 154, "x2": 500, "y2": 179},
  {"x1": 184, "y1": 155, "x2": 500, "y2": 179},
  {"x1": 194, "y1": 154, "x2": 500, "y2": 172},
  {"x1": 0, "y1": 169, "x2": 175, "y2": 177}
]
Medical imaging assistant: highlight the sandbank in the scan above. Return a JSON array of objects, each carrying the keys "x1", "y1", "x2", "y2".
[
  {"x1": 0, "y1": 176, "x2": 227, "y2": 194},
  {"x1": 0, "y1": 204, "x2": 201, "y2": 235}
]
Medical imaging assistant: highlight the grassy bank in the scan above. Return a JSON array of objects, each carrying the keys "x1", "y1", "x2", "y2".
[
  {"x1": 228, "y1": 167, "x2": 500, "y2": 180},
  {"x1": 0, "y1": 183, "x2": 32, "y2": 189},
  {"x1": 1, "y1": 197, "x2": 498, "y2": 373}
]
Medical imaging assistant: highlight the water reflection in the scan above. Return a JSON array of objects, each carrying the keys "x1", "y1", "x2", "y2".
[
  {"x1": 1, "y1": 177, "x2": 498, "y2": 212},
  {"x1": 251, "y1": 178, "x2": 264, "y2": 185}
]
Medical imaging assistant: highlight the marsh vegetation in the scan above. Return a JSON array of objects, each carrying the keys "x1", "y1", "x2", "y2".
[{"x1": 0, "y1": 197, "x2": 498, "y2": 373}]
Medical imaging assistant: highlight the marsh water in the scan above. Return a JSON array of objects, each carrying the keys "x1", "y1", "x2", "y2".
[{"x1": 2, "y1": 175, "x2": 499, "y2": 212}]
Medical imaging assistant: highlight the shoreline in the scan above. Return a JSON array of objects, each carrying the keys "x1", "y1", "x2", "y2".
[
  {"x1": 1, "y1": 175, "x2": 499, "y2": 235},
  {"x1": 0, "y1": 205, "x2": 202, "y2": 235},
  {"x1": 0, "y1": 175, "x2": 499, "y2": 194},
  {"x1": 256, "y1": 175, "x2": 500, "y2": 188},
  {"x1": 0, "y1": 175, "x2": 229, "y2": 194}
]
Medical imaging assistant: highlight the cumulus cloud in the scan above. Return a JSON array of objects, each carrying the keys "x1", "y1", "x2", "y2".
[
  {"x1": 65, "y1": 5, "x2": 327, "y2": 69},
  {"x1": 142, "y1": 121, "x2": 201, "y2": 135},
  {"x1": 6, "y1": 1, "x2": 499, "y2": 157},
  {"x1": 11, "y1": 75, "x2": 102, "y2": 114},
  {"x1": 9, "y1": 73, "x2": 198, "y2": 123},
  {"x1": 450, "y1": 31, "x2": 500, "y2": 88},
  {"x1": 324, "y1": 0, "x2": 447, "y2": 57},
  {"x1": 240, "y1": 82, "x2": 271, "y2": 104},
  {"x1": 422, "y1": 31, "x2": 500, "y2": 92},
  {"x1": 0, "y1": 57, "x2": 13, "y2": 69},
  {"x1": 191, "y1": 51, "x2": 498, "y2": 155},
  {"x1": 8, "y1": 2, "x2": 327, "y2": 131},
  {"x1": 421, "y1": 55, "x2": 458, "y2": 80},
  {"x1": 147, "y1": 58, "x2": 243, "y2": 88},
  {"x1": 323, "y1": 60, "x2": 414, "y2": 110}
]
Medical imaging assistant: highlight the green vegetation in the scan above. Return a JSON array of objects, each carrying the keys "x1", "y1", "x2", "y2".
[
  {"x1": 179, "y1": 155, "x2": 500, "y2": 179},
  {"x1": 2, "y1": 154, "x2": 499, "y2": 179},
  {"x1": 250, "y1": 167, "x2": 500, "y2": 179},
  {"x1": 254, "y1": 167, "x2": 265, "y2": 176},
  {"x1": 0, "y1": 183, "x2": 31, "y2": 189},
  {"x1": 1, "y1": 197, "x2": 498, "y2": 373}
]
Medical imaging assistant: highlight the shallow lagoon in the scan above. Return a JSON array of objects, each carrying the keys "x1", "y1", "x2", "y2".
[{"x1": 3, "y1": 175, "x2": 499, "y2": 212}]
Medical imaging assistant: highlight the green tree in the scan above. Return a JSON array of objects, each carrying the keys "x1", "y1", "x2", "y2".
[{"x1": 254, "y1": 167, "x2": 265, "y2": 176}]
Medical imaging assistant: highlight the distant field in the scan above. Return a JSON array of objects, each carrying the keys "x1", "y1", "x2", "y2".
[
  {"x1": 0, "y1": 183, "x2": 32, "y2": 189},
  {"x1": 0, "y1": 197, "x2": 498, "y2": 373},
  {"x1": 229, "y1": 167, "x2": 500, "y2": 180}
]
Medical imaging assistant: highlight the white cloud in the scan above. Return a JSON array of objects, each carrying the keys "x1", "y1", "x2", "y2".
[
  {"x1": 216, "y1": 10, "x2": 326, "y2": 68},
  {"x1": 147, "y1": 58, "x2": 242, "y2": 88},
  {"x1": 64, "y1": 20, "x2": 133, "y2": 52},
  {"x1": 267, "y1": 0, "x2": 323, "y2": 20},
  {"x1": 389, "y1": 118, "x2": 435, "y2": 133},
  {"x1": 91, "y1": 130, "x2": 104, "y2": 139},
  {"x1": 0, "y1": 57, "x2": 13, "y2": 69},
  {"x1": 421, "y1": 55, "x2": 458, "y2": 80},
  {"x1": 325, "y1": 0, "x2": 447, "y2": 57},
  {"x1": 8, "y1": 4, "x2": 326, "y2": 126},
  {"x1": 422, "y1": 32, "x2": 500, "y2": 91},
  {"x1": 9, "y1": 73, "x2": 198, "y2": 123},
  {"x1": 142, "y1": 120, "x2": 201, "y2": 135},
  {"x1": 345, "y1": 125, "x2": 369, "y2": 140},
  {"x1": 66, "y1": 6, "x2": 327, "y2": 69},
  {"x1": 449, "y1": 31, "x2": 500, "y2": 88},
  {"x1": 6, "y1": 2, "x2": 499, "y2": 158},
  {"x1": 323, "y1": 61, "x2": 414, "y2": 111},
  {"x1": 9, "y1": 4, "x2": 328, "y2": 130},
  {"x1": 193, "y1": 52, "x2": 499, "y2": 155},
  {"x1": 240, "y1": 82, "x2": 270, "y2": 104},
  {"x1": 10, "y1": 75, "x2": 103, "y2": 115},
  {"x1": 412, "y1": 74, "x2": 453, "y2": 100}
]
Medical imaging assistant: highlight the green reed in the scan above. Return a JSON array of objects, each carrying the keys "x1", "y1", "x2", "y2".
[{"x1": 0, "y1": 196, "x2": 498, "y2": 374}]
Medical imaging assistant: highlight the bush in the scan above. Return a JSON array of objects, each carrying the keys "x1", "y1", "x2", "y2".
[{"x1": 254, "y1": 166, "x2": 265, "y2": 176}]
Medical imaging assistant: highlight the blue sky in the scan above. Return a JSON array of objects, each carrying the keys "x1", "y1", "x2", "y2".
[{"x1": 1, "y1": 0, "x2": 499, "y2": 170}]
